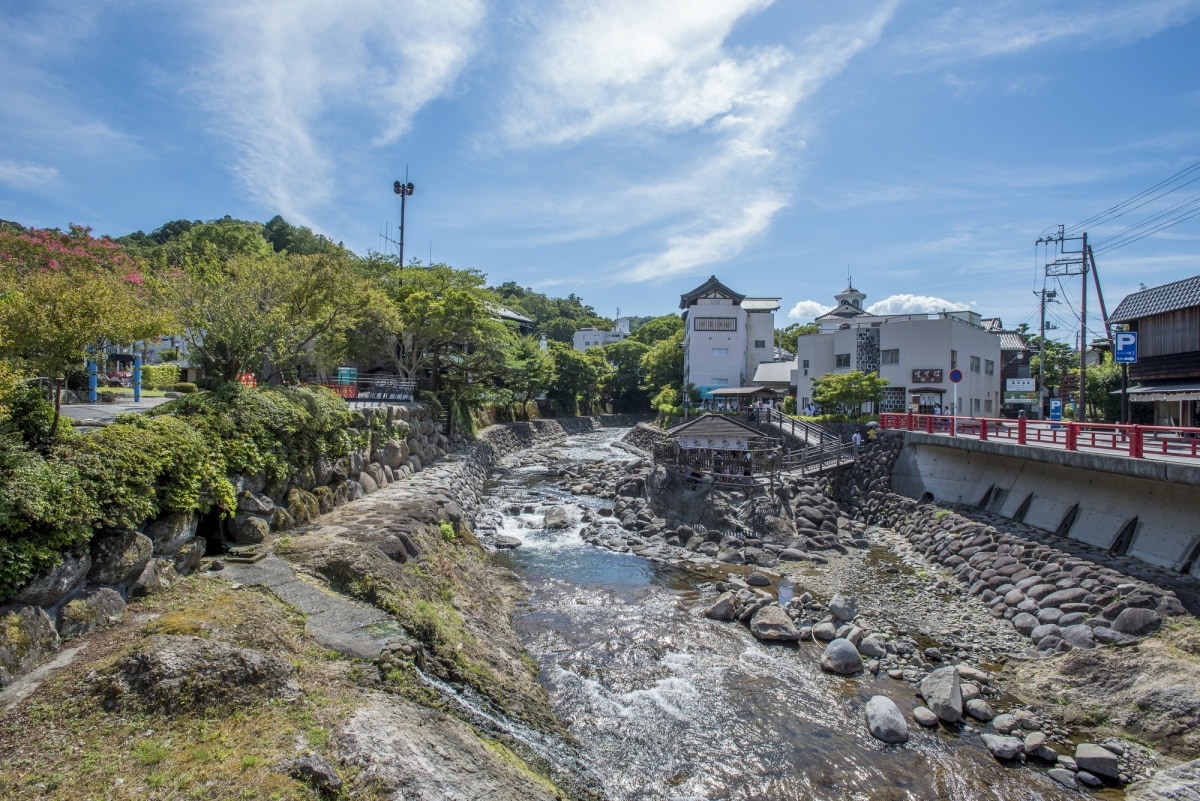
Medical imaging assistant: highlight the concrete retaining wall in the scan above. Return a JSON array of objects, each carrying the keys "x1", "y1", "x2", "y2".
[{"x1": 891, "y1": 435, "x2": 1200, "y2": 577}]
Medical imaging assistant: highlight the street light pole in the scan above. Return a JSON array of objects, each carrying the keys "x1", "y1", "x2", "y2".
[{"x1": 393, "y1": 173, "x2": 415, "y2": 267}]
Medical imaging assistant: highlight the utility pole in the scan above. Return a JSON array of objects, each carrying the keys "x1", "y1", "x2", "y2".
[
  {"x1": 393, "y1": 167, "x2": 415, "y2": 267},
  {"x1": 1036, "y1": 287, "x2": 1058, "y2": 418},
  {"x1": 1036, "y1": 225, "x2": 1091, "y2": 422}
]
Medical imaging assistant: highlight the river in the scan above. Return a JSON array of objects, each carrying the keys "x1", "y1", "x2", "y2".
[{"x1": 480, "y1": 426, "x2": 1090, "y2": 801}]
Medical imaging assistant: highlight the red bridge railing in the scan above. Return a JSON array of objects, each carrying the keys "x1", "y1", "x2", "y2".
[{"x1": 878, "y1": 413, "x2": 1200, "y2": 462}]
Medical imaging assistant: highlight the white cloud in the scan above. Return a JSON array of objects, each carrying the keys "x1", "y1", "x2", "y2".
[
  {"x1": 495, "y1": 1, "x2": 897, "y2": 284},
  {"x1": 0, "y1": 160, "x2": 61, "y2": 191},
  {"x1": 867, "y1": 293, "x2": 973, "y2": 314},
  {"x1": 893, "y1": 0, "x2": 1200, "y2": 67},
  {"x1": 190, "y1": 0, "x2": 484, "y2": 224},
  {"x1": 788, "y1": 300, "x2": 834, "y2": 321}
]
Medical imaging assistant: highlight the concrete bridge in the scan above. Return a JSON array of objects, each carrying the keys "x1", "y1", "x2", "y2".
[{"x1": 878, "y1": 413, "x2": 1200, "y2": 580}]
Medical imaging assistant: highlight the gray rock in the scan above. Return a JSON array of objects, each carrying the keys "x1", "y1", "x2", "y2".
[
  {"x1": 865, "y1": 695, "x2": 909, "y2": 743},
  {"x1": 1048, "y1": 768, "x2": 1077, "y2": 789},
  {"x1": 128, "y1": 557, "x2": 178, "y2": 599},
  {"x1": 920, "y1": 666, "x2": 963, "y2": 723},
  {"x1": 89, "y1": 530, "x2": 154, "y2": 586},
  {"x1": 1023, "y1": 732, "x2": 1048, "y2": 753},
  {"x1": 236, "y1": 490, "x2": 275, "y2": 515},
  {"x1": 282, "y1": 753, "x2": 343, "y2": 794},
  {"x1": 229, "y1": 514, "x2": 270, "y2": 544},
  {"x1": 912, "y1": 706, "x2": 940, "y2": 727},
  {"x1": 1075, "y1": 743, "x2": 1120, "y2": 779},
  {"x1": 1029, "y1": 623, "x2": 1061, "y2": 641},
  {"x1": 0, "y1": 605, "x2": 60, "y2": 686},
  {"x1": 964, "y1": 698, "x2": 994, "y2": 722},
  {"x1": 358, "y1": 471, "x2": 379, "y2": 494},
  {"x1": 829, "y1": 593, "x2": 859, "y2": 623},
  {"x1": 143, "y1": 513, "x2": 199, "y2": 556},
  {"x1": 858, "y1": 634, "x2": 888, "y2": 658},
  {"x1": 57, "y1": 587, "x2": 125, "y2": 640},
  {"x1": 543, "y1": 506, "x2": 571, "y2": 529},
  {"x1": 492, "y1": 535, "x2": 522, "y2": 550},
  {"x1": 173, "y1": 539, "x2": 206, "y2": 575},
  {"x1": 746, "y1": 572, "x2": 772, "y2": 587},
  {"x1": 1124, "y1": 758, "x2": 1200, "y2": 801},
  {"x1": 812, "y1": 621, "x2": 838, "y2": 641},
  {"x1": 1112, "y1": 607, "x2": 1162, "y2": 637},
  {"x1": 1077, "y1": 771, "x2": 1104, "y2": 788},
  {"x1": 749, "y1": 604, "x2": 802, "y2": 642},
  {"x1": 1061, "y1": 623, "x2": 1097, "y2": 649},
  {"x1": 96, "y1": 634, "x2": 299, "y2": 712},
  {"x1": 12, "y1": 553, "x2": 91, "y2": 607},
  {"x1": 1011, "y1": 612, "x2": 1040, "y2": 636},
  {"x1": 819, "y1": 638, "x2": 863, "y2": 675},
  {"x1": 981, "y1": 733, "x2": 1025, "y2": 760}
]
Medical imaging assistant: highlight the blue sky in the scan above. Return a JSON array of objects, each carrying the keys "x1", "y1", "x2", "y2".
[{"x1": 2, "y1": 1, "x2": 1199, "y2": 345}]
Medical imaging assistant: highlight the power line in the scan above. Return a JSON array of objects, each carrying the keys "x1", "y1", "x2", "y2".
[
  {"x1": 1066, "y1": 158, "x2": 1200, "y2": 235},
  {"x1": 1094, "y1": 194, "x2": 1200, "y2": 254}
]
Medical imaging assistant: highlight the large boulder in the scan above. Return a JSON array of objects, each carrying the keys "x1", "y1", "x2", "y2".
[
  {"x1": 143, "y1": 511, "x2": 199, "y2": 556},
  {"x1": 1112, "y1": 607, "x2": 1162, "y2": 637},
  {"x1": 819, "y1": 638, "x2": 863, "y2": 675},
  {"x1": 543, "y1": 507, "x2": 572, "y2": 530},
  {"x1": 229, "y1": 514, "x2": 270, "y2": 544},
  {"x1": 919, "y1": 666, "x2": 963, "y2": 723},
  {"x1": 89, "y1": 530, "x2": 154, "y2": 586},
  {"x1": 829, "y1": 594, "x2": 859, "y2": 623},
  {"x1": 706, "y1": 591, "x2": 738, "y2": 621},
  {"x1": 12, "y1": 552, "x2": 91, "y2": 607},
  {"x1": 286, "y1": 488, "x2": 322, "y2": 525},
  {"x1": 57, "y1": 587, "x2": 126, "y2": 640},
  {"x1": 128, "y1": 557, "x2": 178, "y2": 599},
  {"x1": 865, "y1": 695, "x2": 909, "y2": 744},
  {"x1": 95, "y1": 634, "x2": 299, "y2": 712},
  {"x1": 748, "y1": 604, "x2": 801, "y2": 642},
  {"x1": 0, "y1": 605, "x2": 60, "y2": 686},
  {"x1": 1074, "y1": 743, "x2": 1120, "y2": 780},
  {"x1": 981, "y1": 733, "x2": 1025, "y2": 760},
  {"x1": 1124, "y1": 758, "x2": 1200, "y2": 801}
]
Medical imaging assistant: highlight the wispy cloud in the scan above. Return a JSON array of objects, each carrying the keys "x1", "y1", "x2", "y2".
[
  {"x1": 189, "y1": 0, "x2": 485, "y2": 225},
  {"x1": 0, "y1": 160, "x2": 61, "y2": 191},
  {"x1": 892, "y1": 0, "x2": 1200, "y2": 67},
  {"x1": 498, "y1": 0, "x2": 898, "y2": 284}
]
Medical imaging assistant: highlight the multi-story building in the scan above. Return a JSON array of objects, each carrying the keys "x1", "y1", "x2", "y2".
[
  {"x1": 679, "y1": 276, "x2": 779, "y2": 401},
  {"x1": 795, "y1": 284, "x2": 1001, "y2": 416},
  {"x1": 981, "y1": 318, "x2": 1034, "y2": 417},
  {"x1": 573, "y1": 318, "x2": 630, "y2": 352}
]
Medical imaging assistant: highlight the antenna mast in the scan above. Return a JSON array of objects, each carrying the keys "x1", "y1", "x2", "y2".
[{"x1": 392, "y1": 166, "x2": 415, "y2": 266}]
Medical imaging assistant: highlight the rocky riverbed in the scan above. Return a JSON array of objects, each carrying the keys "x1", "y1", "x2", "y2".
[{"x1": 511, "y1": 429, "x2": 1200, "y2": 799}]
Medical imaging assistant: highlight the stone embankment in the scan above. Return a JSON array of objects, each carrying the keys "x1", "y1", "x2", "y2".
[{"x1": 0, "y1": 403, "x2": 448, "y2": 689}]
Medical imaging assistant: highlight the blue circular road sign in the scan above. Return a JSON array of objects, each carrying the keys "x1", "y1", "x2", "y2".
[{"x1": 949, "y1": 369, "x2": 963, "y2": 383}]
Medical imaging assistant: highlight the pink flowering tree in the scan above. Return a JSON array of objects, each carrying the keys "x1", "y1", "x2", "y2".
[{"x1": 0, "y1": 224, "x2": 172, "y2": 438}]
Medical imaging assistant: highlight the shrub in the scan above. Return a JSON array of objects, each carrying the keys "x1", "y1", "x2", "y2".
[
  {"x1": 141, "y1": 363, "x2": 180, "y2": 390},
  {"x1": 781, "y1": 395, "x2": 797, "y2": 416},
  {"x1": 0, "y1": 384, "x2": 56, "y2": 453},
  {"x1": 171, "y1": 382, "x2": 198, "y2": 394},
  {"x1": 0, "y1": 438, "x2": 98, "y2": 599}
]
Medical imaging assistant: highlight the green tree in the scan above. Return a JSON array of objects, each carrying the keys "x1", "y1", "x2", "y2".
[
  {"x1": 504, "y1": 336, "x2": 554, "y2": 403},
  {"x1": 263, "y1": 215, "x2": 335, "y2": 256},
  {"x1": 1027, "y1": 335, "x2": 1076, "y2": 401},
  {"x1": 602, "y1": 339, "x2": 650, "y2": 412},
  {"x1": 776, "y1": 322, "x2": 818, "y2": 354},
  {"x1": 0, "y1": 225, "x2": 172, "y2": 437},
  {"x1": 546, "y1": 341, "x2": 603, "y2": 414},
  {"x1": 639, "y1": 331, "x2": 684, "y2": 396},
  {"x1": 627, "y1": 314, "x2": 682, "y2": 345},
  {"x1": 810, "y1": 370, "x2": 888, "y2": 418},
  {"x1": 1085, "y1": 351, "x2": 1122, "y2": 423}
]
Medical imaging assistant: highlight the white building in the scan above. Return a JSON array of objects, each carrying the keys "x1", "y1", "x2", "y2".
[
  {"x1": 573, "y1": 317, "x2": 630, "y2": 352},
  {"x1": 680, "y1": 276, "x2": 779, "y2": 400},
  {"x1": 795, "y1": 285, "x2": 1002, "y2": 416}
]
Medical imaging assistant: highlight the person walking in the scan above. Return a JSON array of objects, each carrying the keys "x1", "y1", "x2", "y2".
[{"x1": 851, "y1": 429, "x2": 862, "y2": 455}]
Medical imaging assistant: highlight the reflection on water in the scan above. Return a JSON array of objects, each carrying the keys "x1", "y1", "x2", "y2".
[{"x1": 483, "y1": 428, "x2": 1084, "y2": 801}]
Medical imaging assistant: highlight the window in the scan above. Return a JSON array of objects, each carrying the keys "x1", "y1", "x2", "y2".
[
  {"x1": 985, "y1": 359, "x2": 995, "y2": 376},
  {"x1": 984, "y1": 399, "x2": 993, "y2": 413},
  {"x1": 881, "y1": 348, "x2": 900, "y2": 365},
  {"x1": 835, "y1": 353, "x2": 851, "y2": 369},
  {"x1": 711, "y1": 377, "x2": 729, "y2": 386},
  {"x1": 970, "y1": 355, "x2": 981, "y2": 373},
  {"x1": 694, "y1": 317, "x2": 737, "y2": 331},
  {"x1": 951, "y1": 350, "x2": 958, "y2": 369},
  {"x1": 754, "y1": 339, "x2": 766, "y2": 349},
  {"x1": 712, "y1": 347, "x2": 729, "y2": 356},
  {"x1": 973, "y1": 398, "x2": 981, "y2": 414},
  {"x1": 802, "y1": 359, "x2": 809, "y2": 377}
]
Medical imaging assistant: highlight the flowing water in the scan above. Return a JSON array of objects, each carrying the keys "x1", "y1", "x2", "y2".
[{"x1": 480, "y1": 427, "x2": 1093, "y2": 801}]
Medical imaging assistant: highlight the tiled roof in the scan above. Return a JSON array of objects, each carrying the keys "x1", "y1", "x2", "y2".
[
  {"x1": 999, "y1": 332, "x2": 1029, "y2": 351},
  {"x1": 666, "y1": 413, "x2": 760, "y2": 438},
  {"x1": 1110, "y1": 275, "x2": 1200, "y2": 323},
  {"x1": 679, "y1": 275, "x2": 746, "y2": 308}
]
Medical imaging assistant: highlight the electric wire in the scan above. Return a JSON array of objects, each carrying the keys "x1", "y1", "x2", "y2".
[{"x1": 1065, "y1": 159, "x2": 1200, "y2": 235}]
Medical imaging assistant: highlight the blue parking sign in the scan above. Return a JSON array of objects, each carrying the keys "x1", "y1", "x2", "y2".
[{"x1": 1114, "y1": 331, "x2": 1138, "y2": 364}]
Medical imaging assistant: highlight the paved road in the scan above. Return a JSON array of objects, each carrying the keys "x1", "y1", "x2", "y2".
[{"x1": 58, "y1": 395, "x2": 175, "y2": 426}]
